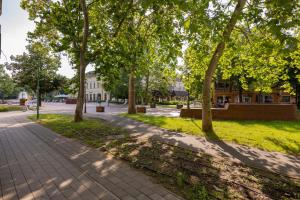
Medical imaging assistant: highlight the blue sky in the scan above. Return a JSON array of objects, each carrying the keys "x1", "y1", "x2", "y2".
[{"x1": 0, "y1": 0, "x2": 92, "y2": 78}]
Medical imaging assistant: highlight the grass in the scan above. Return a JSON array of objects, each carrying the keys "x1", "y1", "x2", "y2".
[
  {"x1": 121, "y1": 113, "x2": 300, "y2": 155},
  {"x1": 29, "y1": 114, "x2": 300, "y2": 200},
  {"x1": 0, "y1": 105, "x2": 22, "y2": 112},
  {"x1": 28, "y1": 114, "x2": 127, "y2": 147},
  {"x1": 157, "y1": 104, "x2": 177, "y2": 108}
]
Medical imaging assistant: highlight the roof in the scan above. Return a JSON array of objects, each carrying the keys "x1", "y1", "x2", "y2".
[
  {"x1": 86, "y1": 71, "x2": 96, "y2": 78},
  {"x1": 170, "y1": 90, "x2": 188, "y2": 97}
]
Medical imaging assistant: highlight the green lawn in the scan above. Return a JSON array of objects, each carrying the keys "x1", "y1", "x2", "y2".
[
  {"x1": 122, "y1": 114, "x2": 300, "y2": 155},
  {"x1": 0, "y1": 105, "x2": 22, "y2": 112},
  {"x1": 28, "y1": 114, "x2": 127, "y2": 147}
]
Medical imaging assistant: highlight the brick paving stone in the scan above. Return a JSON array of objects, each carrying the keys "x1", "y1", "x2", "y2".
[{"x1": 0, "y1": 112, "x2": 183, "y2": 200}]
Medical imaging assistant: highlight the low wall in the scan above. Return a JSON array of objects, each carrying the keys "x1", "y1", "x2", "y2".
[
  {"x1": 65, "y1": 98, "x2": 77, "y2": 104},
  {"x1": 180, "y1": 104, "x2": 298, "y2": 121}
]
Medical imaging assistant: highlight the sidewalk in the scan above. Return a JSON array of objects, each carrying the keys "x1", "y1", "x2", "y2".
[
  {"x1": 0, "y1": 112, "x2": 182, "y2": 200},
  {"x1": 87, "y1": 113, "x2": 300, "y2": 179}
]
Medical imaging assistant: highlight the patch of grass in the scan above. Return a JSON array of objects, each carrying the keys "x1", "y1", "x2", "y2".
[
  {"x1": 121, "y1": 114, "x2": 300, "y2": 155},
  {"x1": 157, "y1": 104, "x2": 177, "y2": 108},
  {"x1": 29, "y1": 114, "x2": 300, "y2": 200},
  {"x1": 0, "y1": 105, "x2": 22, "y2": 112},
  {"x1": 28, "y1": 114, "x2": 128, "y2": 147}
]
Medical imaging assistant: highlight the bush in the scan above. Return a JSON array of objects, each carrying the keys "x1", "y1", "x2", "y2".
[
  {"x1": 0, "y1": 105, "x2": 23, "y2": 112},
  {"x1": 157, "y1": 101, "x2": 182, "y2": 105}
]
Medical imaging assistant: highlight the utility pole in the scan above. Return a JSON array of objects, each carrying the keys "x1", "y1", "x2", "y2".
[{"x1": 36, "y1": 65, "x2": 40, "y2": 119}]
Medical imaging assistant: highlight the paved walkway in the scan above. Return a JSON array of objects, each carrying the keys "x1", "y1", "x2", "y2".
[
  {"x1": 88, "y1": 113, "x2": 300, "y2": 179},
  {"x1": 0, "y1": 112, "x2": 182, "y2": 200}
]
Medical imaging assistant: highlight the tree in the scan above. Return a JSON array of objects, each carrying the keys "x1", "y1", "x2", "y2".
[
  {"x1": 21, "y1": 0, "x2": 94, "y2": 122},
  {"x1": 94, "y1": 1, "x2": 181, "y2": 114},
  {"x1": 4, "y1": 42, "x2": 61, "y2": 104},
  {"x1": 201, "y1": 0, "x2": 246, "y2": 132},
  {"x1": 183, "y1": 0, "x2": 300, "y2": 132},
  {"x1": 0, "y1": 65, "x2": 15, "y2": 103}
]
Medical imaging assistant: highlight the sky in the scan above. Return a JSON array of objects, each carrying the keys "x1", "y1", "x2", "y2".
[{"x1": 0, "y1": 0, "x2": 92, "y2": 78}]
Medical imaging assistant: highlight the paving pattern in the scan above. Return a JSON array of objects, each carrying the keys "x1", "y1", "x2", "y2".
[{"x1": 0, "y1": 112, "x2": 182, "y2": 200}]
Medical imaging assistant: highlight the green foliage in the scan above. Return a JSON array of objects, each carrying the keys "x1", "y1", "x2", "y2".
[
  {"x1": 191, "y1": 184, "x2": 209, "y2": 200},
  {"x1": 0, "y1": 65, "x2": 16, "y2": 101},
  {"x1": 176, "y1": 172, "x2": 187, "y2": 187},
  {"x1": 4, "y1": 42, "x2": 63, "y2": 96}
]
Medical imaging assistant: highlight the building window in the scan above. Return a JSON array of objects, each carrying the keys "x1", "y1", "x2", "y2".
[
  {"x1": 281, "y1": 96, "x2": 290, "y2": 103},
  {"x1": 97, "y1": 93, "x2": 101, "y2": 100},
  {"x1": 104, "y1": 93, "x2": 107, "y2": 100},
  {"x1": 90, "y1": 94, "x2": 92, "y2": 101},
  {"x1": 242, "y1": 95, "x2": 251, "y2": 103},
  {"x1": 90, "y1": 83, "x2": 92, "y2": 89},
  {"x1": 97, "y1": 82, "x2": 100, "y2": 88},
  {"x1": 264, "y1": 95, "x2": 273, "y2": 103},
  {"x1": 93, "y1": 94, "x2": 96, "y2": 101},
  {"x1": 94, "y1": 82, "x2": 96, "y2": 89}
]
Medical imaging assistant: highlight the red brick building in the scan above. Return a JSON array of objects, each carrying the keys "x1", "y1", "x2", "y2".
[{"x1": 213, "y1": 80, "x2": 296, "y2": 107}]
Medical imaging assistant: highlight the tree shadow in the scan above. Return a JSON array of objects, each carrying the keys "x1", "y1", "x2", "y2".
[{"x1": 23, "y1": 114, "x2": 300, "y2": 199}]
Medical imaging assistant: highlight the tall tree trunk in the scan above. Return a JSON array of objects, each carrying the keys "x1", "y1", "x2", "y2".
[
  {"x1": 187, "y1": 90, "x2": 190, "y2": 109},
  {"x1": 296, "y1": 83, "x2": 300, "y2": 109},
  {"x1": 128, "y1": 66, "x2": 136, "y2": 114},
  {"x1": 144, "y1": 70, "x2": 150, "y2": 105},
  {"x1": 74, "y1": 0, "x2": 89, "y2": 122},
  {"x1": 202, "y1": 0, "x2": 246, "y2": 132}
]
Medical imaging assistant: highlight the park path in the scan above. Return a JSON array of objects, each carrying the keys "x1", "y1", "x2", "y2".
[
  {"x1": 87, "y1": 113, "x2": 300, "y2": 179},
  {"x1": 0, "y1": 112, "x2": 182, "y2": 200}
]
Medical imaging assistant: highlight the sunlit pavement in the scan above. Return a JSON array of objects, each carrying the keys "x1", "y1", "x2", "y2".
[
  {"x1": 40, "y1": 102, "x2": 181, "y2": 117},
  {"x1": 0, "y1": 111, "x2": 182, "y2": 200}
]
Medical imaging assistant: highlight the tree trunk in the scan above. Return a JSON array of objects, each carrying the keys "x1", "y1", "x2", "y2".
[
  {"x1": 187, "y1": 90, "x2": 190, "y2": 109},
  {"x1": 74, "y1": 0, "x2": 89, "y2": 122},
  {"x1": 202, "y1": 0, "x2": 246, "y2": 132},
  {"x1": 238, "y1": 81, "x2": 243, "y2": 103},
  {"x1": 38, "y1": 93, "x2": 42, "y2": 106},
  {"x1": 296, "y1": 83, "x2": 300, "y2": 109},
  {"x1": 144, "y1": 70, "x2": 150, "y2": 105},
  {"x1": 128, "y1": 66, "x2": 136, "y2": 114}
]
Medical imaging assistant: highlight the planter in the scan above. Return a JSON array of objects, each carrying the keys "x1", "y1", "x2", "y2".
[
  {"x1": 137, "y1": 106, "x2": 146, "y2": 113},
  {"x1": 150, "y1": 103, "x2": 156, "y2": 108},
  {"x1": 20, "y1": 99, "x2": 26, "y2": 106},
  {"x1": 96, "y1": 106, "x2": 105, "y2": 112},
  {"x1": 65, "y1": 98, "x2": 77, "y2": 104},
  {"x1": 176, "y1": 104, "x2": 183, "y2": 109}
]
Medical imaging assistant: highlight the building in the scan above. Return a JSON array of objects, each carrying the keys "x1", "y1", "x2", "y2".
[
  {"x1": 85, "y1": 71, "x2": 109, "y2": 102},
  {"x1": 213, "y1": 80, "x2": 296, "y2": 107},
  {"x1": 169, "y1": 78, "x2": 188, "y2": 101}
]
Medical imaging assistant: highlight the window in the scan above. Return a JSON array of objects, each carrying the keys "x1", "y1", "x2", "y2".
[
  {"x1": 94, "y1": 82, "x2": 96, "y2": 89},
  {"x1": 97, "y1": 82, "x2": 100, "y2": 88},
  {"x1": 281, "y1": 96, "x2": 290, "y2": 103},
  {"x1": 93, "y1": 94, "x2": 96, "y2": 101},
  {"x1": 104, "y1": 93, "x2": 107, "y2": 100},
  {"x1": 90, "y1": 94, "x2": 92, "y2": 101},
  {"x1": 242, "y1": 95, "x2": 251, "y2": 103},
  {"x1": 264, "y1": 95, "x2": 273, "y2": 103},
  {"x1": 90, "y1": 83, "x2": 92, "y2": 89}
]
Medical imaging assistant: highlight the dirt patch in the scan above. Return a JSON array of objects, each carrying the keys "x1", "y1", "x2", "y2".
[{"x1": 102, "y1": 135, "x2": 300, "y2": 200}]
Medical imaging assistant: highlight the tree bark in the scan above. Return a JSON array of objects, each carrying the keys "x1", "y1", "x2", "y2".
[
  {"x1": 74, "y1": 0, "x2": 89, "y2": 122},
  {"x1": 202, "y1": 0, "x2": 246, "y2": 132},
  {"x1": 144, "y1": 70, "x2": 150, "y2": 105},
  {"x1": 128, "y1": 66, "x2": 136, "y2": 114}
]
